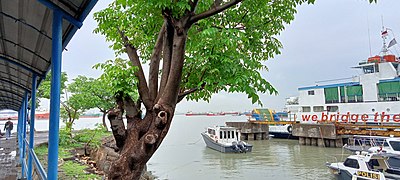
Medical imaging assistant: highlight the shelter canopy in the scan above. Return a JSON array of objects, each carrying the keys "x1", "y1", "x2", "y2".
[{"x1": 0, "y1": 0, "x2": 96, "y2": 111}]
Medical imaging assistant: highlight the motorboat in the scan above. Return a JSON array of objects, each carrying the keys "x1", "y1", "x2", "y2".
[
  {"x1": 201, "y1": 126, "x2": 252, "y2": 153},
  {"x1": 345, "y1": 135, "x2": 400, "y2": 168},
  {"x1": 327, "y1": 151, "x2": 400, "y2": 180}
]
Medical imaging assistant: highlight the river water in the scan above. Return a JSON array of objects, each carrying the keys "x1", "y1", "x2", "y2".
[
  {"x1": 147, "y1": 115, "x2": 350, "y2": 180},
  {"x1": 1, "y1": 115, "x2": 350, "y2": 180}
]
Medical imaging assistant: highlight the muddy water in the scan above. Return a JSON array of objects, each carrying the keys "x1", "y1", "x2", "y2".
[{"x1": 148, "y1": 115, "x2": 349, "y2": 180}]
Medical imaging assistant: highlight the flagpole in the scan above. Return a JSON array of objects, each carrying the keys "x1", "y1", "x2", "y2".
[{"x1": 381, "y1": 16, "x2": 388, "y2": 55}]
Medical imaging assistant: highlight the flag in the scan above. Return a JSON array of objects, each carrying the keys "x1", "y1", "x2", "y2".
[
  {"x1": 382, "y1": 30, "x2": 388, "y2": 37},
  {"x1": 388, "y1": 38, "x2": 397, "y2": 48}
]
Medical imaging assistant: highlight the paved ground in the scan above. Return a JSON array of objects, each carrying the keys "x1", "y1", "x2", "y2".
[
  {"x1": 0, "y1": 131, "x2": 49, "y2": 180},
  {"x1": 0, "y1": 135, "x2": 18, "y2": 180}
]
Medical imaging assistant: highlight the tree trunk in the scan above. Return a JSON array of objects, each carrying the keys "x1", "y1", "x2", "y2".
[
  {"x1": 108, "y1": 106, "x2": 174, "y2": 180},
  {"x1": 108, "y1": 17, "x2": 188, "y2": 180},
  {"x1": 102, "y1": 112, "x2": 108, "y2": 131}
]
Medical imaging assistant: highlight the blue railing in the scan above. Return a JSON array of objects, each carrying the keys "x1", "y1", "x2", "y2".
[{"x1": 14, "y1": 1, "x2": 98, "y2": 179}]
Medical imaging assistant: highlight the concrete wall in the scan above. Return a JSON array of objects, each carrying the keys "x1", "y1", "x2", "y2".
[
  {"x1": 292, "y1": 123, "x2": 336, "y2": 139},
  {"x1": 225, "y1": 122, "x2": 268, "y2": 133}
]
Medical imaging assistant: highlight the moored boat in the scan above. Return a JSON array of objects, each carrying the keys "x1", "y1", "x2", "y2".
[
  {"x1": 201, "y1": 126, "x2": 252, "y2": 153},
  {"x1": 249, "y1": 108, "x2": 296, "y2": 139},
  {"x1": 327, "y1": 151, "x2": 400, "y2": 180},
  {"x1": 345, "y1": 135, "x2": 400, "y2": 168},
  {"x1": 185, "y1": 111, "x2": 208, "y2": 116}
]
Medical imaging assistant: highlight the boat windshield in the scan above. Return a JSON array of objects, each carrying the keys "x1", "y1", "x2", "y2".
[
  {"x1": 389, "y1": 141, "x2": 400, "y2": 151},
  {"x1": 207, "y1": 128, "x2": 216, "y2": 135}
]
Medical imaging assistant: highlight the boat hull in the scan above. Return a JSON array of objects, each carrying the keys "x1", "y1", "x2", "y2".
[
  {"x1": 201, "y1": 133, "x2": 252, "y2": 153},
  {"x1": 327, "y1": 165, "x2": 357, "y2": 180},
  {"x1": 268, "y1": 132, "x2": 298, "y2": 139}
]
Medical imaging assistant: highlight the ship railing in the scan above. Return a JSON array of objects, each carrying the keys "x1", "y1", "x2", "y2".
[{"x1": 378, "y1": 93, "x2": 400, "y2": 102}]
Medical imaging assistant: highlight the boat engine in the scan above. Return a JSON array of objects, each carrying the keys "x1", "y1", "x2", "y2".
[
  {"x1": 238, "y1": 141, "x2": 248, "y2": 153},
  {"x1": 231, "y1": 141, "x2": 242, "y2": 153}
]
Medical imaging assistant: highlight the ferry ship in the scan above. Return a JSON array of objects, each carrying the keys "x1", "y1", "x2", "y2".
[
  {"x1": 0, "y1": 110, "x2": 18, "y2": 120},
  {"x1": 286, "y1": 29, "x2": 400, "y2": 124}
]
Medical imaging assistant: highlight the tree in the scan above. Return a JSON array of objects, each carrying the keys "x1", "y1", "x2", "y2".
[
  {"x1": 37, "y1": 72, "x2": 68, "y2": 100},
  {"x1": 68, "y1": 75, "x2": 115, "y2": 131},
  {"x1": 61, "y1": 75, "x2": 96, "y2": 134},
  {"x1": 94, "y1": 0, "x2": 314, "y2": 179}
]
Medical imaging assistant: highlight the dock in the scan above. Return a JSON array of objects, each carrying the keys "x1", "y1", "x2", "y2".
[
  {"x1": 226, "y1": 120, "x2": 400, "y2": 147},
  {"x1": 225, "y1": 122, "x2": 269, "y2": 140}
]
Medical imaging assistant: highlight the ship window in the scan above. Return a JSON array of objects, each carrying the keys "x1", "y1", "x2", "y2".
[
  {"x1": 224, "y1": 131, "x2": 227, "y2": 139},
  {"x1": 324, "y1": 87, "x2": 339, "y2": 103},
  {"x1": 378, "y1": 81, "x2": 400, "y2": 102},
  {"x1": 302, "y1": 106, "x2": 311, "y2": 112},
  {"x1": 343, "y1": 158, "x2": 359, "y2": 169},
  {"x1": 236, "y1": 132, "x2": 239, "y2": 140},
  {"x1": 327, "y1": 106, "x2": 338, "y2": 112},
  {"x1": 389, "y1": 141, "x2": 400, "y2": 151},
  {"x1": 308, "y1": 90, "x2": 315, "y2": 95},
  {"x1": 220, "y1": 131, "x2": 223, "y2": 138},
  {"x1": 340, "y1": 85, "x2": 364, "y2": 103},
  {"x1": 313, "y1": 106, "x2": 324, "y2": 112},
  {"x1": 228, "y1": 131, "x2": 231, "y2": 138}
]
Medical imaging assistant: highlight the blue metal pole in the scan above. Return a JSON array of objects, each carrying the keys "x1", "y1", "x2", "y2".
[
  {"x1": 21, "y1": 92, "x2": 28, "y2": 178},
  {"x1": 27, "y1": 74, "x2": 37, "y2": 180},
  {"x1": 18, "y1": 108, "x2": 22, "y2": 160},
  {"x1": 47, "y1": 9, "x2": 62, "y2": 180}
]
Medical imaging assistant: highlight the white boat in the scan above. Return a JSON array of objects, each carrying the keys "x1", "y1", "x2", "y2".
[
  {"x1": 286, "y1": 28, "x2": 400, "y2": 124},
  {"x1": 345, "y1": 135, "x2": 400, "y2": 168},
  {"x1": 248, "y1": 108, "x2": 296, "y2": 139},
  {"x1": 327, "y1": 151, "x2": 400, "y2": 180},
  {"x1": 201, "y1": 126, "x2": 253, "y2": 153}
]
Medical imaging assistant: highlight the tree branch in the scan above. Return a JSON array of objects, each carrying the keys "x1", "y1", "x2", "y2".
[
  {"x1": 118, "y1": 30, "x2": 152, "y2": 109},
  {"x1": 177, "y1": 82, "x2": 206, "y2": 103},
  {"x1": 159, "y1": 28, "x2": 187, "y2": 106},
  {"x1": 157, "y1": 20, "x2": 174, "y2": 101},
  {"x1": 189, "y1": 0, "x2": 243, "y2": 25},
  {"x1": 149, "y1": 22, "x2": 166, "y2": 103},
  {"x1": 189, "y1": 0, "x2": 200, "y2": 13}
]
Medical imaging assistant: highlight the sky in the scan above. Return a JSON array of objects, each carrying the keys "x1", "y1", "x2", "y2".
[{"x1": 60, "y1": 0, "x2": 400, "y2": 114}]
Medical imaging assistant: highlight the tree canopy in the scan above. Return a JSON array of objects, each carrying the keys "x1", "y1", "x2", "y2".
[{"x1": 94, "y1": 0, "x2": 314, "y2": 105}]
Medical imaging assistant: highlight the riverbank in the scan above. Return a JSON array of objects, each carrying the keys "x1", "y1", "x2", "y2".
[{"x1": 31, "y1": 128, "x2": 155, "y2": 179}]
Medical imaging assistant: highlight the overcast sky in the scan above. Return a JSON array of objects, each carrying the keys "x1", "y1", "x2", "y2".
[{"x1": 60, "y1": 0, "x2": 400, "y2": 113}]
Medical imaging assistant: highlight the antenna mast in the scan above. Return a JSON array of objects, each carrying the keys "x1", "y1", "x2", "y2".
[
  {"x1": 381, "y1": 15, "x2": 388, "y2": 55},
  {"x1": 367, "y1": 15, "x2": 372, "y2": 56}
]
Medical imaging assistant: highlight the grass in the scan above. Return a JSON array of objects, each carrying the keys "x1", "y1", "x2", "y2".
[{"x1": 33, "y1": 124, "x2": 111, "y2": 179}]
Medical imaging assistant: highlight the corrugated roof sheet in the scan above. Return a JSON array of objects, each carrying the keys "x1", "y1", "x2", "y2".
[{"x1": 0, "y1": 0, "x2": 97, "y2": 111}]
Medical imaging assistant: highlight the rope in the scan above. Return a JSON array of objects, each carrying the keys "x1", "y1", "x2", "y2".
[{"x1": 187, "y1": 137, "x2": 202, "y2": 145}]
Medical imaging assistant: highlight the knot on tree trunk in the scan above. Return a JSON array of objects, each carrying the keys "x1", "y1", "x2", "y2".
[
  {"x1": 153, "y1": 104, "x2": 161, "y2": 111},
  {"x1": 107, "y1": 110, "x2": 117, "y2": 119},
  {"x1": 144, "y1": 133, "x2": 158, "y2": 145},
  {"x1": 155, "y1": 111, "x2": 168, "y2": 129}
]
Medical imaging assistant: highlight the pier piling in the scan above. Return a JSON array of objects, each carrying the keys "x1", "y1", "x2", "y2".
[{"x1": 226, "y1": 122, "x2": 269, "y2": 141}]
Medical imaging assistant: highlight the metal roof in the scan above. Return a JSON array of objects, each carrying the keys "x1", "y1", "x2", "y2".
[{"x1": 0, "y1": 0, "x2": 97, "y2": 111}]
